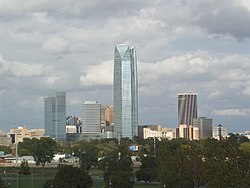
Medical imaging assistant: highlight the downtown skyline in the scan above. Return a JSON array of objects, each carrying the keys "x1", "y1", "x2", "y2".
[{"x1": 0, "y1": 0, "x2": 250, "y2": 133}]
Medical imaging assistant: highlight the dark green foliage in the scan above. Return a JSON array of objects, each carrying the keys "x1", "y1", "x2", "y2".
[
  {"x1": 102, "y1": 141, "x2": 135, "y2": 188},
  {"x1": 19, "y1": 160, "x2": 31, "y2": 175},
  {"x1": 109, "y1": 171, "x2": 134, "y2": 188},
  {"x1": 0, "y1": 145, "x2": 12, "y2": 154},
  {"x1": 18, "y1": 137, "x2": 57, "y2": 167},
  {"x1": 72, "y1": 140, "x2": 98, "y2": 171},
  {"x1": 157, "y1": 138, "x2": 250, "y2": 188},
  {"x1": 136, "y1": 156, "x2": 157, "y2": 183},
  {"x1": 157, "y1": 139, "x2": 205, "y2": 188},
  {"x1": 52, "y1": 165, "x2": 92, "y2": 188},
  {"x1": 203, "y1": 138, "x2": 250, "y2": 188}
]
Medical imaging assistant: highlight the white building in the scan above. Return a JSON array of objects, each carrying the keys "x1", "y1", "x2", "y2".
[{"x1": 213, "y1": 124, "x2": 228, "y2": 140}]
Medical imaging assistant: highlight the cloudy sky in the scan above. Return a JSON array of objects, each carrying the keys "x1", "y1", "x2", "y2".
[{"x1": 0, "y1": 0, "x2": 250, "y2": 133}]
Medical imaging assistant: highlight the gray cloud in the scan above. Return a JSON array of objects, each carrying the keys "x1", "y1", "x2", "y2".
[{"x1": 0, "y1": 0, "x2": 249, "y2": 132}]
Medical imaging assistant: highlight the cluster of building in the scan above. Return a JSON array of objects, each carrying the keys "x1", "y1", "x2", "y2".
[{"x1": 0, "y1": 44, "x2": 248, "y2": 147}]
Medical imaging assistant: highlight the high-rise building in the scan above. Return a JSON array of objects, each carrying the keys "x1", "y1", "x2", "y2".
[
  {"x1": 81, "y1": 101, "x2": 101, "y2": 138},
  {"x1": 44, "y1": 92, "x2": 66, "y2": 141},
  {"x1": 193, "y1": 117, "x2": 213, "y2": 140},
  {"x1": 105, "y1": 105, "x2": 114, "y2": 126},
  {"x1": 114, "y1": 44, "x2": 138, "y2": 139},
  {"x1": 178, "y1": 93, "x2": 197, "y2": 126}
]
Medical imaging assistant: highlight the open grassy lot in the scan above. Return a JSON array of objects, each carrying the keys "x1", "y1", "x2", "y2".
[{"x1": 0, "y1": 166, "x2": 159, "y2": 188}]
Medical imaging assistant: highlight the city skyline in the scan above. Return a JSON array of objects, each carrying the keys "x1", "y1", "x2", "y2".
[{"x1": 0, "y1": 1, "x2": 250, "y2": 133}]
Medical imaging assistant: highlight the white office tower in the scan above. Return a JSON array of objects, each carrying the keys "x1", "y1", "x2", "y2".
[{"x1": 81, "y1": 101, "x2": 101, "y2": 139}]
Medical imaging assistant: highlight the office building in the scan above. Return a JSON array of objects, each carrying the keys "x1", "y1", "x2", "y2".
[
  {"x1": 178, "y1": 93, "x2": 197, "y2": 126},
  {"x1": 81, "y1": 101, "x2": 101, "y2": 140},
  {"x1": 193, "y1": 117, "x2": 212, "y2": 140},
  {"x1": 114, "y1": 44, "x2": 138, "y2": 139},
  {"x1": 7, "y1": 126, "x2": 44, "y2": 144},
  {"x1": 44, "y1": 92, "x2": 66, "y2": 141},
  {"x1": 138, "y1": 125, "x2": 176, "y2": 140},
  {"x1": 213, "y1": 124, "x2": 228, "y2": 140},
  {"x1": 104, "y1": 105, "x2": 114, "y2": 126}
]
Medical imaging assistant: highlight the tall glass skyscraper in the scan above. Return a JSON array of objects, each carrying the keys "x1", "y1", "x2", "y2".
[
  {"x1": 114, "y1": 44, "x2": 138, "y2": 139},
  {"x1": 178, "y1": 93, "x2": 197, "y2": 126},
  {"x1": 44, "y1": 92, "x2": 66, "y2": 141}
]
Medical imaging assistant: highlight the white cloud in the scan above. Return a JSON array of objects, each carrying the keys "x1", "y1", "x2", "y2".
[
  {"x1": 0, "y1": 54, "x2": 49, "y2": 77},
  {"x1": 41, "y1": 36, "x2": 68, "y2": 53},
  {"x1": 80, "y1": 60, "x2": 113, "y2": 86},
  {"x1": 213, "y1": 108, "x2": 250, "y2": 117}
]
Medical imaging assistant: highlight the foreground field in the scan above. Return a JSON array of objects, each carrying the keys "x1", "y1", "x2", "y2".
[{"x1": 0, "y1": 166, "x2": 158, "y2": 188}]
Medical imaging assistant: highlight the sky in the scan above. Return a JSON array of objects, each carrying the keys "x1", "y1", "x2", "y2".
[{"x1": 0, "y1": 0, "x2": 250, "y2": 133}]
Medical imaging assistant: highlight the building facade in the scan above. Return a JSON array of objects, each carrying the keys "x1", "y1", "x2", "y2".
[
  {"x1": 44, "y1": 92, "x2": 66, "y2": 141},
  {"x1": 178, "y1": 93, "x2": 197, "y2": 126},
  {"x1": 81, "y1": 101, "x2": 101, "y2": 140},
  {"x1": 114, "y1": 44, "x2": 138, "y2": 139},
  {"x1": 193, "y1": 117, "x2": 213, "y2": 140},
  {"x1": 213, "y1": 124, "x2": 228, "y2": 140},
  {"x1": 7, "y1": 126, "x2": 44, "y2": 144}
]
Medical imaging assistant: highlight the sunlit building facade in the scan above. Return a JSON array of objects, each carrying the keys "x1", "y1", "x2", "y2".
[{"x1": 114, "y1": 44, "x2": 138, "y2": 139}]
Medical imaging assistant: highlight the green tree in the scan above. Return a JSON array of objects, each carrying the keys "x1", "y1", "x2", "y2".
[
  {"x1": 0, "y1": 145, "x2": 12, "y2": 154},
  {"x1": 33, "y1": 137, "x2": 57, "y2": 167},
  {"x1": 18, "y1": 137, "x2": 57, "y2": 167},
  {"x1": 52, "y1": 165, "x2": 92, "y2": 188},
  {"x1": 136, "y1": 155, "x2": 157, "y2": 183},
  {"x1": 203, "y1": 138, "x2": 250, "y2": 187},
  {"x1": 74, "y1": 140, "x2": 98, "y2": 171},
  {"x1": 157, "y1": 139, "x2": 205, "y2": 187},
  {"x1": 102, "y1": 141, "x2": 134, "y2": 188},
  {"x1": 19, "y1": 160, "x2": 31, "y2": 175}
]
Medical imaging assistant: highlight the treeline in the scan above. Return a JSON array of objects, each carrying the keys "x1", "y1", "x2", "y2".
[{"x1": 6, "y1": 134, "x2": 250, "y2": 188}]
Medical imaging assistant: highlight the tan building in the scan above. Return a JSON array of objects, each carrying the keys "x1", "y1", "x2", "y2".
[
  {"x1": 139, "y1": 125, "x2": 176, "y2": 140},
  {"x1": 7, "y1": 126, "x2": 44, "y2": 144},
  {"x1": 0, "y1": 130, "x2": 11, "y2": 146},
  {"x1": 105, "y1": 105, "x2": 114, "y2": 126},
  {"x1": 101, "y1": 105, "x2": 114, "y2": 128},
  {"x1": 178, "y1": 124, "x2": 199, "y2": 140}
]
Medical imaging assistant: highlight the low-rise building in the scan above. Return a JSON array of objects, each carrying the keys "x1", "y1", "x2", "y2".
[{"x1": 7, "y1": 126, "x2": 44, "y2": 144}]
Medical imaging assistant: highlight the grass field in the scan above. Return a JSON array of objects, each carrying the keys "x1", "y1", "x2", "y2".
[{"x1": 0, "y1": 166, "x2": 159, "y2": 188}]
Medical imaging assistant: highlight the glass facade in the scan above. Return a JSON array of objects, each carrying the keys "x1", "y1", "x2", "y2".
[
  {"x1": 44, "y1": 92, "x2": 66, "y2": 141},
  {"x1": 114, "y1": 44, "x2": 138, "y2": 139}
]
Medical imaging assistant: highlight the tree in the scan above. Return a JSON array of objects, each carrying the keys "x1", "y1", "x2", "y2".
[
  {"x1": 18, "y1": 137, "x2": 57, "y2": 167},
  {"x1": 19, "y1": 160, "x2": 31, "y2": 175},
  {"x1": 33, "y1": 137, "x2": 57, "y2": 167},
  {"x1": 157, "y1": 139, "x2": 206, "y2": 187},
  {"x1": 52, "y1": 165, "x2": 92, "y2": 188},
  {"x1": 74, "y1": 140, "x2": 98, "y2": 171},
  {"x1": 136, "y1": 155, "x2": 157, "y2": 183},
  {"x1": 0, "y1": 146, "x2": 12, "y2": 154},
  {"x1": 203, "y1": 138, "x2": 250, "y2": 188},
  {"x1": 103, "y1": 144, "x2": 135, "y2": 188}
]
